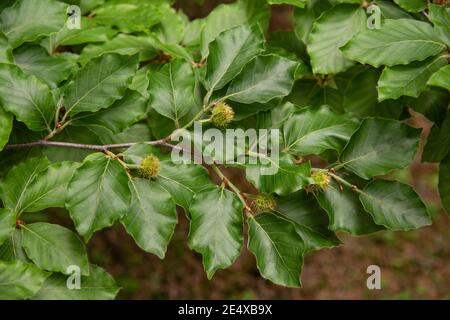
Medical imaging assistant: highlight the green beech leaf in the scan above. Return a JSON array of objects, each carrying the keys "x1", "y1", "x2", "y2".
[
  {"x1": 205, "y1": 25, "x2": 264, "y2": 91},
  {"x1": 247, "y1": 213, "x2": 304, "y2": 287},
  {"x1": 423, "y1": 114, "x2": 450, "y2": 163},
  {"x1": 66, "y1": 153, "x2": 131, "y2": 241},
  {"x1": 293, "y1": 0, "x2": 332, "y2": 44},
  {"x1": 70, "y1": 90, "x2": 148, "y2": 135},
  {"x1": 0, "y1": 106, "x2": 12, "y2": 151},
  {"x1": 0, "y1": 0, "x2": 66, "y2": 48},
  {"x1": 33, "y1": 265, "x2": 119, "y2": 300},
  {"x1": 201, "y1": 0, "x2": 269, "y2": 57},
  {"x1": 283, "y1": 105, "x2": 359, "y2": 155},
  {"x1": 225, "y1": 55, "x2": 299, "y2": 104},
  {"x1": 0, "y1": 32, "x2": 13, "y2": 63},
  {"x1": 64, "y1": 53, "x2": 139, "y2": 116},
  {"x1": 1, "y1": 158, "x2": 77, "y2": 214},
  {"x1": 246, "y1": 155, "x2": 311, "y2": 196},
  {"x1": 359, "y1": 180, "x2": 431, "y2": 230},
  {"x1": 340, "y1": 118, "x2": 421, "y2": 179},
  {"x1": 0, "y1": 260, "x2": 49, "y2": 300},
  {"x1": 148, "y1": 59, "x2": 196, "y2": 126},
  {"x1": 307, "y1": 4, "x2": 366, "y2": 74},
  {"x1": 317, "y1": 180, "x2": 383, "y2": 235},
  {"x1": 341, "y1": 19, "x2": 446, "y2": 68},
  {"x1": 188, "y1": 187, "x2": 243, "y2": 279},
  {"x1": 275, "y1": 191, "x2": 341, "y2": 251},
  {"x1": 0, "y1": 208, "x2": 14, "y2": 246},
  {"x1": 268, "y1": 0, "x2": 306, "y2": 7},
  {"x1": 427, "y1": 65, "x2": 450, "y2": 90},
  {"x1": 13, "y1": 46, "x2": 76, "y2": 88},
  {"x1": 393, "y1": 0, "x2": 427, "y2": 13},
  {"x1": 123, "y1": 144, "x2": 215, "y2": 210},
  {"x1": 378, "y1": 56, "x2": 448, "y2": 101},
  {"x1": 22, "y1": 222, "x2": 90, "y2": 275},
  {"x1": 0, "y1": 63, "x2": 55, "y2": 132},
  {"x1": 122, "y1": 178, "x2": 177, "y2": 259},
  {"x1": 406, "y1": 87, "x2": 449, "y2": 127},
  {"x1": 439, "y1": 152, "x2": 450, "y2": 215}
]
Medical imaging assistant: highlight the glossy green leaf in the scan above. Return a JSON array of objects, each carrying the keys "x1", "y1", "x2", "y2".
[
  {"x1": 64, "y1": 53, "x2": 139, "y2": 116},
  {"x1": 378, "y1": 56, "x2": 448, "y2": 100},
  {"x1": 22, "y1": 222, "x2": 90, "y2": 275},
  {"x1": 340, "y1": 118, "x2": 421, "y2": 179},
  {"x1": 0, "y1": 260, "x2": 49, "y2": 300},
  {"x1": 246, "y1": 155, "x2": 311, "y2": 196},
  {"x1": 66, "y1": 153, "x2": 131, "y2": 241},
  {"x1": 247, "y1": 213, "x2": 304, "y2": 287},
  {"x1": 307, "y1": 4, "x2": 366, "y2": 74},
  {"x1": 317, "y1": 179, "x2": 383, "y2": 235},
  {"x1": 0, "y1": 106, "x2": 12, "y2": 151},
  {"x1": 283, "y1": 105, "x2": 358, "y2": 155},
  {"x1": 122, "y1": 178, "x2": 177, "y2": 259},
  {"x1": 0, "y1": 63, "x2": 55, "y2": 131},
  {"x1": 205, "y1": 25, "x2": 264, "y2": 91},
  {"x1": 0, "y1": 0, "x2": 66, "y2": 48},
  {"x1": 393, "y1": 0, "x2": 427, "y2": 13},
  {"x1": 427, "y1": 65, "x2": 450, "y2": 90},
  {"x1": 359, "y1": 180, "x2": 431, "y2": 230},
  {"x1": 14, "y1": 46, "x2": 76, "y2": 88},
  {"x1": 275, "y1": 191, "x2": 341, "y2": 251},
  {"x1": 1, "y1": 158, "x2": 77, "y2": 214},
  {"x1": 225, "y1": 55, "x2": 299, "y2": 104},
  {"x1": 201, "y1": 0, "x2": 269, "y2": 57},
  {"x1": 0, "y1": 208, "x2": 14, "y2": 246},
  {"x1": 33, "y1": 265, "x2": 119, "y2": 300},
  {"x1": 439, "y1": 152, "x2": 450, "y2": 215},
  {"x1": 148, "y1": 59, "x2": 195, "y2": 125},
  {"x1": 188, "y1": 187, "x2": 243, "y2": 279},
  {"x1": 342, "y1": 19, "x2": 446, "y2": 68}
]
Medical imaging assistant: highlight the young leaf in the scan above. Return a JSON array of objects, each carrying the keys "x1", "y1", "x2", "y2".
[
  {"x1": 439, "y1": 152, "x2": 450, "y2": 215},
  {"x1": 32, "y1": 265, "x2": 119, "y2": 300},
  {"x1": 225, "y1": 55, "x2": 299, "y2": 104},
  {"x1": 317, "y1": 180, "x2": 383, "y2": 235},
  {"x1": 148, "y1": 59, "x2": 196, "y2": 126},
  {"x1": 393, "y1": 0, "x2": 427, "y2": 13},
  {"x1": 0, "y1": 106, "x2": 12, "y2": 151},
  {"x1": 64, "y1": 53, "x2": 139, "y2": 116},
  {"x1": 66, "y1": 153, "x2": 131, "y2": 241},
  {"x1": 0, "y1": 0, "x2": 66, "y2": 48},
  {"x1": 359, "y1": 180, "x2": 431, "y2": 230},
  {"x1": 340, "y1": 118, "x2": 421, "y2": 179},
  {"x1": 283, "y1": 105, "x2": 359, "y2": 155},
  {"x1": 21, "y1": 222, "x2": 90, "y2": 275},
  {"x1": 0, "y1": 208, "x2": 14, "y2": 246},
  {"x1": 378, "y1": 56, "x2": 448, "y2": 101},
  {"x1": 122, "y1": 178, "x2": 177, "y2": 259},
  {"x1": 0, "y1": 260, "x2": 49, "y2": 300},
  {"x1": 188, "y1": 187, "x2": 243, "y2": 279},
  {"x1": 341, "y1": 19, "x2": 446, "y2": 67},
  {"x1": 275, "y1": 191, "x2": 341, "y2": 251},
  {"x1": 307, "y1": 4, "x2": 366, "y2": 74},
  {"x1": 246, "y1": 155, "x2": 311, "y2": 196},
  {"x1": 247, "y1": 213, "x2": 304, "y2": 287},
  {"x1": 205, "y1": 25, "x2": 264, "y2": 91},
  {"x1": 0, "y1": 63, "x2": 55, "y2": 131},
  {"x1": 427, "y1": 65, "x2": 450, "y2": 90}
]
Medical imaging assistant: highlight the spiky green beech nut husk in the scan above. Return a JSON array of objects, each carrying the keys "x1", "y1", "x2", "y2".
[
  {"x1": 305, "y1": 171, "x2": 331, "y2": 194},
  {"x1": 252, "y1": 193, "x2": 277, "y2": 213},
  {"x1": 210, "y1": 102, "x2": 235, "y2": 127},
  {"x1": 138, "y1": 154, "x2": 160, "y2": 178}
]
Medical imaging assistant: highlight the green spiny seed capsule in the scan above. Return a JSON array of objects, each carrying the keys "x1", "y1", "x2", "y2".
[
  {"x1": 210, "y1": 102, "x2": 235, "y2": 127},
  {"x1": 306, "y1": 171, "x2": 331, "y2": 194},
  {"x1": 252, "y1": 193, "x2": 277, "y2": 213},
  {"x1": 138, "y1": 154, "x2": 160, "y2": 178}
]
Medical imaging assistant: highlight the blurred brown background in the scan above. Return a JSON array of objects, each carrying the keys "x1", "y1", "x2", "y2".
[{"x1": 85, "y1": 1, "x2": 450, "y2": 299}]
